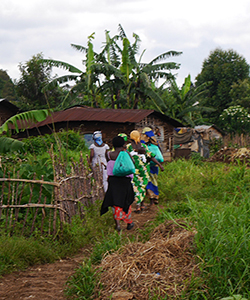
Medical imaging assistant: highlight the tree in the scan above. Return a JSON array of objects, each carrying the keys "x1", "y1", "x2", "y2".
[
  {"x1": 15, "y1": 53, "x2": 63, "y2": 111},
  {"x1": 229, "y1": 78, "x2": 250, "y2": 110},
  {"x1": 195, "y1": 48, "x2": 250, "y2": 123},
  {"x1": 41, "y1": 25, "x2": 182, "y2": 110},
  {"x1": 150, "y1": 75, "x2": 214, "y2": 126},
  {"x1": 0, "y1": 70, "x2": 16, "y2": 102}
]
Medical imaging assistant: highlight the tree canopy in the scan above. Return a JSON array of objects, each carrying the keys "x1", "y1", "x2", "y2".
[
  {"x1": 15, "y1": 53, "x2": 64, "y2": 111},
  {"x1": 41, "y1": 24, "x2": 182, "y2": 110},
  {"x1": 0, "y1": 70, "x2": 16, "y2": 102},
  {"x1": 195, "y1": 48, "x2": 250, "y2": 124}
]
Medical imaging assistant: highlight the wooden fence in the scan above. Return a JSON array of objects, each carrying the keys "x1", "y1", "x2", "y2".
[
  {"x1": 223, "y1": 133, "x2": 250, "y2": 148},
  {"x1": 0, "y1": 155, "x2": 104, "y2": 237}
]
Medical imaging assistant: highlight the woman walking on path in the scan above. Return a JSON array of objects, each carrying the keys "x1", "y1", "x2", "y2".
[
  {"x1": 89, "y1": 131, "x2": 110, "y2": 192},
  {"x1": 100, "y1": 136, "x2": 135, "y2": 231},
  {"x1": 141, "y1": 127, "x2": 164, "y2": 206},
  {"x1": 126, "y1": 130, "x2": 153, "y2": 213}
]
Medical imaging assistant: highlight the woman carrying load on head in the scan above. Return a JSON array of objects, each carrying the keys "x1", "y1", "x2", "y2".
[
  {"x1": 89, "y1": 131, "x2": 110, "y2": 192},
  {"x1": 141, "y1": 127, "x2": 164, "y2": 206},
  {"x1": 100, "y1": 136, "x2": 135, "y2": 231},
  {"x1": 126, "y1": 130, "x2": 153, "y2": 213}
]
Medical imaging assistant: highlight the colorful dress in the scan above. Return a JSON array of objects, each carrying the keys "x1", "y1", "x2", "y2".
[{"x1": 127, "y1": 143, "x2": 154, "y2": 205}]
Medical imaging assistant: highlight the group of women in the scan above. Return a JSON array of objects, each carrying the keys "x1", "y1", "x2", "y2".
[{"x1": 89, "y1": 128, "x2": 164, "y2": 231}]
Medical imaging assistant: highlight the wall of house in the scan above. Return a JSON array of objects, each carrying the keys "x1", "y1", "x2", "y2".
[
  {"x1": 16, "y1": 116, "x2": 175, "y2": 161},
  {"x1": 0, "y1": 105, "x2": 16, "y2": 126}
]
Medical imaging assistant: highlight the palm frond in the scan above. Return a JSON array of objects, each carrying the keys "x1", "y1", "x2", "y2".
[
  {"x1": 149, "y1": 51, "x2": 182, "y2": 65},
  {"x1": 71, "y1": 44, "x2": 88, "y2": 54},
  {"x1": 118, "y1": 24, "x2": 127, "y2": 39},
  {"x1": 143, "y1": 62, "x2": 180, "y2": 73},
  {"x1": 178, "y1": 105, "x2": 215, "y2": 117},
  {"x1": 41, "y1": 59, "x2": 83, "y2": 73}
]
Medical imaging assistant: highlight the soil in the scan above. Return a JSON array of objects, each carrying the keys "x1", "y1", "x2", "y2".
[{"x1": 0, "y1": 203, "x2": 159, "y2": 300}]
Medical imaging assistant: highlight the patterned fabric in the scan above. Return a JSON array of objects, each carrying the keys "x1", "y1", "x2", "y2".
[
  {"x1": 146, "y1": 165, "x2": 159, "y2": 200},
  {"x1": 118, "y1": 133, "x2": 128, "y2": 141},
  {"x1": 112, "y1": 206, "x2": 133, "y2": 224},
  {"x1": 127, "y1": 143, "x2": 153, "y2": 205}
]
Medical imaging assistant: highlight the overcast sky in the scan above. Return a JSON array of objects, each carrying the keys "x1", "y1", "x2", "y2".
[{"x1": 1, "y1": 0, "x2": 250, "y2": 87}]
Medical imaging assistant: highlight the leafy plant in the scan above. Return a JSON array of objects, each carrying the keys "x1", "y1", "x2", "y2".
[{"x1": 0, "y1": 109, "x2": 51, "y2": 136}]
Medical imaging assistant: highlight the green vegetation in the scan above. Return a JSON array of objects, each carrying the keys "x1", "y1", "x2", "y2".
[
  {"x1": 1, "y1": 130, "x2": 250, "y2": 299},
  {"x1": 64, "y1": 158, "x2": 250, "y2": 299}
]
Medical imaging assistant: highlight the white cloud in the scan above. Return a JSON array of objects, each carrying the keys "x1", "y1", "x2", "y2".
[{"x1": 1, "y1": 0, "x2": 250, "y2": 88}]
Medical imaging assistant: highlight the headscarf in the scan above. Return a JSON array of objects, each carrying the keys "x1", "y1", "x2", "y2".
[
  {"x1": 130, "y1": 130, "x2": 141, "y2": 144},
  {"x1": 142, "y1": 127, "x2": 157, "y2": 144},
  {"x1": 118, "y1": 133, "x2": 128, "y2": 142},
  {"x1": 93, "y1": 131, "x2": 103, "y2": 146}
]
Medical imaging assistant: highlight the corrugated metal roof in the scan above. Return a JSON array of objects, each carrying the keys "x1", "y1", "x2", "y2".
[{"x1": 23, "y1": 107, "x2": 183, "y2": 129}]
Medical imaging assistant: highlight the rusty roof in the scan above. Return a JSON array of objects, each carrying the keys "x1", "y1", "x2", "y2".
[{"x1": 18, "y1": 107, "x2": 184, "y2": 130}]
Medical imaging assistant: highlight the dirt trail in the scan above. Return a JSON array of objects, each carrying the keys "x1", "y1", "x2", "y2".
[{"x1": 0, "y1": 204, "x2": 159, "y2": 300}]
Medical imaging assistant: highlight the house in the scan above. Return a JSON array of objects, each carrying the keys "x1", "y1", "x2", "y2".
[
  {"x1": 0, "y1": 98, "x2": 21, "y2": 126},
  {"x1": 15, "y1": 106, "x2": 184, "y2": 161},
  {"x1": 173, "y1": 125, "x2": 224, "y2": 158}
]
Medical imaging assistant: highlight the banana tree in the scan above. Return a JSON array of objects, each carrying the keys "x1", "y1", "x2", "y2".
[
  {"x1": 157, "y1": 75, "x2": 214, "y2": 126},
  {"x1": 98, "y1": 24, "x2": 182, "y2": 109}
]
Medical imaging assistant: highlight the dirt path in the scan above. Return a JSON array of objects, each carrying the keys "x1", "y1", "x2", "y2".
[{"x1": 0, "y1": 204, "x2": 159, "y2": 300}]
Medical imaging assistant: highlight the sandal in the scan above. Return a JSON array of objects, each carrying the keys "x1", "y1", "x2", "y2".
[
  {"x1": 134, "y1": 207, "x2": 141, "y2": 214},
  {"x1": 141, "y1": 205, "x2": 146, "y2": 210},
  {"x1": 154, "y1": 199, "x2": 159, "y2": 205},
  {"x1": 127, "y1": 222, "x2": 134, "y2": 230}
]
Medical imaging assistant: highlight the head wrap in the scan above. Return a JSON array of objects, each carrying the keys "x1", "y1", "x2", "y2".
[
  {"x1": 130, "y1": 130, "x2": 141, "y2": 144},
  {"x1": 112, "y1": 136, "x2": 125, "y2": 148},
  {"x1": 93, "y1": 131, "x2": 103, "y2": 146},
  {"x1": 142, "y1": 127, "x2": 157, "y2": 144},
  {"x1": 118, "y1": 133, "x2": 128, "y2": 142}
]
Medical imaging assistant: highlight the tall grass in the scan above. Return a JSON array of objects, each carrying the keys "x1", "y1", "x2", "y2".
[{"x1": 157, "y1": 158, "x2": 250, "y2": 299}]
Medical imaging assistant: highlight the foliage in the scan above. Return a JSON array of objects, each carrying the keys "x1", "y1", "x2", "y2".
[
  {"x1": 66, "y1": 160, "x2": 250, "y2": 299},
  {"x1": 0, "y1": 109, "x2": 50, "y2": 136},
  {"x1": 229, "y1": 78, "x2": 250, "y2": 110},
  {"x1": 15, "y1": 53, "x2": 64, "y2": 110},
  {"x1": 0, "y1": 136, "x2": 24, "y2": 153},
  {"x1": 195, "y1": 48, "x2": 250, "y2": 124},
  {"x1": 2, "y1": 157, "x2": 250, "y2": 298},
  {"x1": 209, "y1": 137, "x2": 223, "y2": 156},
  {"x1": 22, "y1": 129, "x2": 88, "y2": 155},
  {"x1": 219, "y1": 105, "x2": 250, "y2": 134},
  {"x1": 0, "y1": 69, "x2": 16, "y2": 102},
  {"x1": 41, "y1": 24, "x2": 182, "y2": 110},
  {"x1": 155, "y1": 74, "x2": 214, "y2": 126}
]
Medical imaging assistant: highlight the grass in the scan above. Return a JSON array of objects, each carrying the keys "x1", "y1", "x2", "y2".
[{"x1": 1, "y1": 156, "x2": 250, "y2": 299}]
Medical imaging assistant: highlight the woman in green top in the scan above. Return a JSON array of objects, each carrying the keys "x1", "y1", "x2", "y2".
[{"x1": 127, "y1": 130, "x2": 153, "y2": 213}]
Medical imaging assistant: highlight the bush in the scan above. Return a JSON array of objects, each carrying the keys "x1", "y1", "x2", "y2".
[{"x1": 23, "y1": 130, "x2": 87, "y2": 155}]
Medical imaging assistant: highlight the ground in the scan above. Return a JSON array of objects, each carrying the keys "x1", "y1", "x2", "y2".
[{"x1": 0, "y1": 203, "x2": 159, "y2": 300}]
